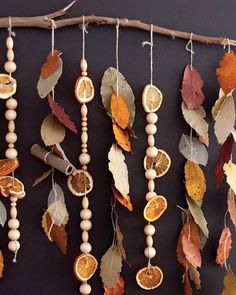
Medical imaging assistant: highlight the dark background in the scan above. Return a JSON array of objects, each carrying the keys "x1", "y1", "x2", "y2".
[{"x1": 0, "y1": 0, "x2": 235, "y2": 294}]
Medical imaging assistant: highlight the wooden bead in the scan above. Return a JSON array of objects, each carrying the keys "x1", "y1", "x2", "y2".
[
  {"x1": 80, "y1": 209, "x2": 92, "y2": 220},
  {"x1": 7, "y1": 49, "x2": 14, "y2": 61},
  {"x1": 6, "y1": 148, "x2": 18, "y2": 159},
  {"x1": 80, "y1": 242, "x2": 92, "y2": 253},
  {"x1": 81, "y1": 104, "x2": 88, "y2": 117},
  {"x1": 145, "y1": 169, "x2": 156, "y2": 180},
  {"x1": 10, "y1": 196, "x2": 17, "y2": 202},
  {"x1": 146, "y1": 235, "x2": 153, "y2": 247},
  {"x1": 145, "y1": 124, "x2": 157, "y2": 135},
  {"x1": 82, "y1": 196, "x2": 89, "y2": 209},
  {"x1": 146, "y1": 113, "x2": 158, "y2": 124},
  {"x1": 80, "y1": 220, "x2": 92, "y2": 231},
  {"x1": 6, "y1": 98, "x2": 17, "y2": 109},
  {"x1": 145, "y1": 191, "x2": 157, "y2": 201},
  {"x1": 80, "y1": 59, "x2": 88, "y2": 73},
  {"x1": 82, "y1": 231, "x2": 89, "y2": 243},
  {"x1": 8, "y1": 218, "x2": 19, "y2": 229},
  {"x1": 6, "y1": 132, "x2": 17, "y2": 144},
  {"x1": 144, "y1": 224, "x2": 156, "y2": 236},
  {"x1": 82, "y1": 116, "x2": 87, "y2": 122},
  {"x1": 81, "y1": 143, "x2": 87, "y2": 148},
  {"x1": 82, "y1": 126, "x2": 88, "y2": 132},
  {"x1": 148, "y1": 135, "x2": 155, "y2": 147},
  {"x1": 148, "y1": 180, "x2": 155, "y2": 192},
  {"x1": 10, "y1": 207, "x2": 17, "y2": 218},
  {"x1": 4, "y1": 61, "x2": 16, "y2": 73},
  {"x1": 79, "y1": 153, "x2": 91, "y2": 165},
  {"x1": 8, "y1": 229, "x2": 20, "y2": 241},
  {"x1": 80, "y1": 283, "x2": 91, "y2": 295},
  {"x1": 6, "y1": 37, "x2": 14, "y2": 49},
  {"x1": 81, "y1": 132, "x2": 88, "y2": 144},
  {"x1": 8, "y1": 120, "x2": 15, "y2": 132},
  {"x1": 144, "y1": 246, "x2": 156, "y2": 259},
  {"x1": 10, "y1": 202, "x2": 17, "y2": 207},
  {"x1": 146, "y1": 146, "x2": 158, "y2": 158},
  {"x1": 81, "y1": 121, "x2": 87, "y2": 127},
  {"x1": 5, "y1": 109, "x2": 17, "y2": 121},
  {"x1": 8, "y1": 144, "x2": 14, "y2": 148},
  {"x1": 8, "y1": 241, "x2": 20, "y2": 252},
  {"x1": 82, "y1": 148, "x2": 88, "y2": 153},
  {"x1": 82, "y1": 165, "x2": 87, "y2": 170}
]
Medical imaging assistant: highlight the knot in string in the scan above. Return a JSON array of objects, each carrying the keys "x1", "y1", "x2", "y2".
[
  {"x1": 8, "y1": 16, "x2": 16, "y2": 37},
  {"x1": 185, "y1": 32, "x2": 195, "y2": 70},
  {"x1": 142, "y1": 24, "x2": 154, "y2": 85},
  {"x1": 80, "y1": 16, "x2": 88, "y2": 60}
]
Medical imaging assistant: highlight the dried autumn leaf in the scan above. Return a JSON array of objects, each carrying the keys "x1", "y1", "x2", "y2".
[
  {"x1": 215, "y1": 135, "x2": 234, "y2": 187},
  {"x1": 41, "y1": 50, "x2": 62, "y2": 79},
  {"x1": 113, "y1": 124, "x2": 131, "y2": 152},
  {"x1": 214, "y1": 95, "x2": 235, "y2": 145},
  {"x1": 188, "y1": 264, "x2": 201, "y2": 290},
  {"x1": 112, "y1": 184, "x2": 133, "y2": 211},
  {"x1": 110, "y1": 92, "x2": 130, "y2": 129},
  {"x1": 216, "y1": 51, "x2": 236, "y2": 95},
  {"x1": 41, "y1": 114, "x2": 66, "y2": 146},
  {"x1": 199, "y1": 133, "x2": 209, "y2": 147},
  {"x1": 0, "y1": 200, "x2": 7, "y2": 227},
  {"x1": 212, "y1": 89, "x2": 227, "y2": 120},
  {"x1": 104, "y1": 275, "x2": 125, "y2": 295},
  {"x1": 182, "y1": 234, "x2": 202, "y2": 268},
  {"x1": 221, "y1": 267, "x2": 236, "y2": 295},
  {"x1": 216, "y1": 227, "x2": 232, "y2": 266},
  {"x1": 183, "y1": 271, "x2": 193, "y2": 295},
  {"x1": 181, "y1": 102, "x2": 208, "y2": 136},
  {"x1": 0, "y1": 251, "x2": 3, "y2": 278},
  {"x1": 227, "y1": 189, "x2": 236, "y2": 229},
  {"x1": 50, "y1": 143, "x2": 70, "y2": 162},
  {"x1": 185, "y1": 160, "x2": 206, "y2": 201},
  {"x1": 47, "y1": 94, "x2": 77, "y2": 133},
  {"x1": 32, "y1": 169, "x2": 52, "y2": 187},
  {"x1": 224, "y1": 161, "x2": 236, "y2": 194},
  {"x1": 115, "y1": 221, "x2": 126, "y2": 260},
  {"x1": 181, "y1": 64, "x2": 205, "y2": 110}
]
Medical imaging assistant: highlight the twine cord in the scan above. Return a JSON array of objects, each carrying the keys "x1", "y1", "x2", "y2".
[
  {"x1": 185, "y1": 33, "x2": 195, "y2": 70},
  {"x1": 116, "y1": 18, "x2": 120, "y2": 96}
]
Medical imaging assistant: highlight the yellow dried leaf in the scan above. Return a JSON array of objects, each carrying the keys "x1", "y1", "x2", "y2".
[
  {"x1": 185, "y1": 160, "x2": 206, "y2": 201},
  {"x1": 111, "y1": 92, "x2": 130, "y2": 129},
  {"x1": 224, "y1": 161, "x2": 236, "y2": 195},
  {"x1": 113, "y1": 124, "x2": 131, "y2": 152}
]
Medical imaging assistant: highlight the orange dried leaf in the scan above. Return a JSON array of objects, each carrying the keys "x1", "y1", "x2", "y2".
[
  {"x1": 182, "y1": 233, "x2": 202, "y2": 268},
  {"x1": 0, "y1": 250, "x2": 3, "y2": 278},
  {"x1": 216, "y1": 227, "x2": 232, "y2": 266},
  {"x1": 104, "y1": 275, "x2": 125, "y2": 295},
  {"x1": 113, "y1": 124, "x2": 131, "y2": 152},
  {"x1": 112, "y1": 184, "x2": 133, "y2": 211},
  {"x1": 184, "y1": 271, "x2": 193, "y2": 295},
  {"x1": 41, "y1": 50, "x2": 62, "y2": 79},
  {"x1": 111, "y1": 93, "x2": 130, "y2": 129},
  {"x1": 216, "y1": 51, "x2": 236, "y2": 94}
]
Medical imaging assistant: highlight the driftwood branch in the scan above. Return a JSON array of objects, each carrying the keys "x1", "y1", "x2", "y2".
[{"x1": 0, "y1": 0, "x2": 235, "y2": 46}]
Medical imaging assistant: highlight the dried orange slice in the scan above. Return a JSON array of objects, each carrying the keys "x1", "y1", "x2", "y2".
[
  {"x1": 75, "y1": 76, "x2": 94, "y2": 104},
  {"x1": 142, "y1": 84, "x2": 163, "y2": 113},
  {"x1": 0, "y1": 176, "x2": 25, "y2": 199},
  {"x1": 144, "y1": 149, "x2": 171, "y2": 178},
  {"x1": 73, "y1": 253, "x2": 98, "y2": 281},
  {"x1": 136, "y1": 266, "x2": 163, "y2": 290},
  {"x1": 144, "y1": 195, "x2": 167, "y2": 222},
  {"x1": 0, "y1": 74, "x2": 17, "y2": 99},
  {"x1": 67, "y1": 169, "x2": 93, "y2": 197},
  {"x1": 0, "y1": 159, "x2": 19, "y2": 176}
]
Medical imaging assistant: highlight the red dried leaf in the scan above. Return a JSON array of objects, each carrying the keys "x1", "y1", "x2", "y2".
[
  {"x1": 41, "y1": 50, "x2": 62, "y2": 79},
  {"x1": 216, "y1": 51, "x2": 236, "y2": 95},
  {"x1": 47, "y1": 94, "x2": 77, "y2": 133},
  {"x1": 216, "y1": 227, "x2": 232, "y2": 266},
  {"x1": 181, "y1": 65, "x2": 205, "y2": 110},
  {"x1": 104, "y1": 275, "x2": 125, "y2": 295},
  {"x1": 215, "y1": 135, "x2": 234, "y2": 187},
  {"x1": 184, "y1": 271, "x2": 193, "y2": 295},
  {"x1": 111, "y1": 184, "x2": 133, "y2": 211}
]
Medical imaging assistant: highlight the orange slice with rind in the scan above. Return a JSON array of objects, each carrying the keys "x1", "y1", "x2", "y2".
[
  {"x1": 136, "y1": 266, "x2": 163, "y2": 290},
  {"x1": 0, "y1": 176, "x2": 25, "y2": 199},
  {"x1": 142, "y1": 84, "x2": 163, "y2": 113},
  {"x1": 144, "y1": 149, "x2": 171, "y2": 178},
  {"x1": 0, "y1": 158, "x2": 19, "y2": 176},
  {"x1": 73, "y1": 253, "x2": 98, "y2": 281},
  {"x1": 0, "y1": 74, "x2": 17, "y2": 99},
  {"x1": 144, "y1": 195, "x2": 167, "y2": 222},
  {"x1": 67, "y1": 169, "x2": 93, "y2": 197},
  {"x1": 75, "y1": 76, "x2": 94, "y2": 104}
]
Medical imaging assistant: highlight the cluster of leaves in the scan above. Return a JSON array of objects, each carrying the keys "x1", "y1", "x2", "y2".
[{"x1": 177, "y1": 64, "x2": 209, "y2": 294}]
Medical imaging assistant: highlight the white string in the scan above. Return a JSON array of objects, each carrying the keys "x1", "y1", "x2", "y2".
[
  {"x1": 185, "y1": 33, "x2": 195, "y2": 70},
  {"x1": 116, "y1": 18, "x2": 120, "y2": 96},
  {"x1": 50, "y1": 19, "x2": 56, "y2": 56},
  {"x1": 142, "y1": 24, "x2": 154, "y2": 85},
  {"x1": 81, "y1": 16, "x2": 88, "y2": 60},
  {"x1": 227, "y1": 38, "x2": 231, "y2": 53},
  {"x1": 8, "y1": 16, "x2": 16, "y2": 37}
]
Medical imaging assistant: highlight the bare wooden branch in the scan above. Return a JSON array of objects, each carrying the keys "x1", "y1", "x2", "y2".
[{"x1": 0, "y1": 1, "x2": 234, "y2": 46}]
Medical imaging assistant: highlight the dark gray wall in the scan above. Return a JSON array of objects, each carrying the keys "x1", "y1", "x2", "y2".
[{"x1": 0, "y1": 0, "x2": 235, "y2": 294}]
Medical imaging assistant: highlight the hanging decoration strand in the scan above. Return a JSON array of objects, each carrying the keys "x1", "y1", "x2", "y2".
[
  {"x1": 81, "y1": 15, "x2": 87, "y2": 60},
  {"x1": 142, "y1": 24, "x2": 154, "y2": 86},
  {"x1": 185, "y1": 32, "x2": 194, "y2": 70},
  {"x1": 116, "y1": 18, "x2": 120, "y2": 96}
]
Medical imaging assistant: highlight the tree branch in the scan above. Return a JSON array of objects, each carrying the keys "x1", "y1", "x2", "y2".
[{"x1": 0, "y1": 1, "x2": 234, "y2": 47}]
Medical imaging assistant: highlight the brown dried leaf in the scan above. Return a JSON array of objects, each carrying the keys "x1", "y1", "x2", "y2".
[
  {"x1": 199, "y1": 133, "x2": 209, "y2": 147},
  {"x1": 110, "y1": 92, "x2": 130, "y2": 129},
  {"x1": 221, "y1": 267, "x2": 236, "y2": 295},
  {"x1": 32, "y1": 169, "x2": 52, "y2": 187},
  {"x1": 113, "y1": 124, "x2": 131, "y2": 152},
  {"x1": 112, "y1": 184, "x2": 133, "y2": 211},
  {"x1": 184, "y1": 271, "x2": 193, "y2": 295},
  {"x1": 188, "y1": 263, "x2": 201, "y2": 289},
  {"x1": 227, "y1": 189, "x2": 236, "y2": 229},
  {"x1": 216, "y1": 227, "x2": 232, "y2": 266},
  {"x1": 41, "y1": 114, "x2": 66, "y2": 146},
  {"x1": 115, "y1": 221, "x2": 126, "y2": 261},
  {"x1": 0, "y1": 250, "x2": 3, "y2": 278},
  {"x1": 41, "y1": 50, "x2": 62, "y2": 79},
  {"x1": 104, "y1": 275, "x2": 125, "y2": 295}
]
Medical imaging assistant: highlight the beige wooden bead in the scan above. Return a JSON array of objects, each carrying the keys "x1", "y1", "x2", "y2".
[
  {"x1": 148, "y1": 135, "x2": 155, "y2": 147},
  {"x1": 10, "y1": 207, "x2": 17, "y2": 218},
  {"x1": 6, "y1": 37, "x2": 14, "y2": 49},
  {"x1": 81, "y1": 104, "x2": 88, "y2": 117},
  {"x1": 8, "y1": 229, "x2": 20, "y2": 241},
  {"x1": 144, "y1": 224, "x2": 155, "y2": 236},
  {"x1": 6, "y1": 98, "x2": 17, "y2": 109},
  {"x1": 80, "y1": 209, "x2": 92, "y2": 220},
  {"x1": 79, "y1": 153, "x2": 91, "y2": 165},
  {"x1": 8, "y1": 120, "x2": 15, "y2": 132},
  {"x1": 82, "y1": 231, "x2": 89, "y2": 243},
  {"x1": 82, "y1": 126, "x2": 88, "y2": 132},
  {"x1": 81, "y1": 121, "x2": 87, "y2": 127},
  {"x1": 81, "y1": 143, "x2": 87, "y2": 149},
  {"x1": 82, "y1": 116, "x2": 87, "y2": 122},
  {"x1": 144, "y1": 246, "x2": 156, "y2": 259},
  {"x1": 80, "y1": 242, "x2": 92, "y2": 254},
  {"x1": 8, "y1": 241, "x2": 20, "y2": 252},
  {"x1": 80, "y1": 283, "x2": 91, "y2": 295},
  {"x1": 146, "y1": 113, "x2": 158, "y2": 124},
  {"x1": 146, "y1": 235, "x2": 153, "y2": 247},
  {"x1": 8, "y1": 144, "x2": 14, "y2": 148},
  {"x1": 145, "y1": 169, "x2": 156, "y2": 180},
  {"x1": 8, "y1": 218, "x2": 20, "y2": 229},
  {"x1": 80, "y1": 220, "x2": 92, "y2": 231},
  {"x1": 145, "y1": 124, "x2": 157, "y2": 135},
  {"x1": 7, "y1": 49, "x2": 14, "y2": 61},
  {"x1": 82, "y1": 196, "x2": 89, "y2": 209},
  {"x1": 5, "y1": 109, "x2": 17, "y2": 121},
  {"x1": 4, "y1": 61, "x2": 16, "y2": 73},
  {"x1": 6, "y1": 148, "x2": 18, "y2": 159},
  {"x1": 10, "y1": 196, "x2": 17, "y2": 202},
  {"x1": 80, "y1": 59, "x2": 88, "y2": 73},
  {"x1": 10, "y1": 202, "x2": 17, "y2": 207},
  {"x1": 148, "y1": 180, "x2": 155, "y2": 192},
  {"x1": 81, "y1": 131, "x2": 88, "y2": 144},
  {"x1": 82, "y1": 165, "x2": 87, "y2": 170},
  {"x1": 146, "y1": 146, "x2": 158, "y2": 158},
  {"x1": 81, "y1": 71, "x2": 87, "y2": 77},
  {"x1": 6, "y1": 132, "x2": 17, "y2": 144},
  {"x1": 82, "y1": 148, "x2": 88, "y2": 153},
  {"x1": 145, "y1": 191, "x2": 157, "y2": 201}
]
